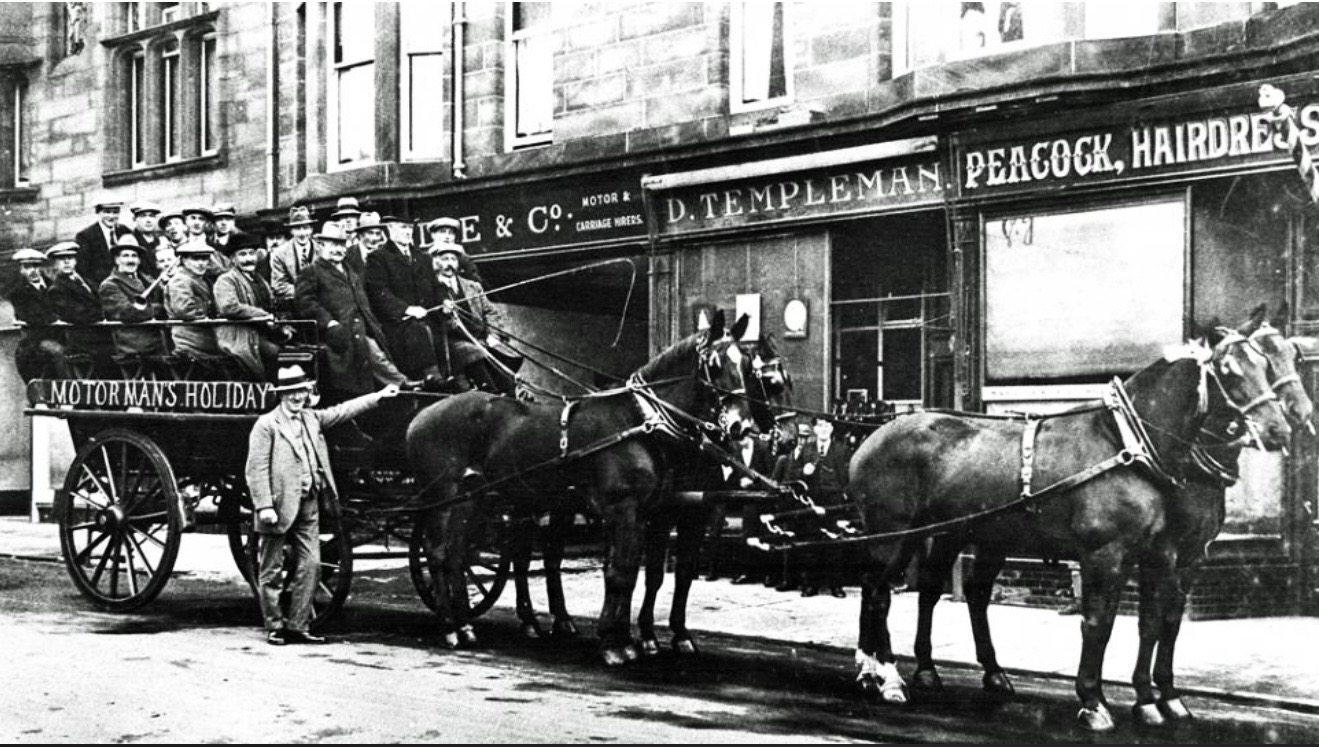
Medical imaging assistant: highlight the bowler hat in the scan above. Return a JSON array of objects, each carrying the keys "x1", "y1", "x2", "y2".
[{"x1": 272, "y1": 364, "x2": 316, "y2": 392}]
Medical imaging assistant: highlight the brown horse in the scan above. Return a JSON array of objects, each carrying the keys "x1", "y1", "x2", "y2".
[
  {"x1": 406, "y1": 311, "x2": 759, "y2": 664},
  {"x1": 848, "y1": 327, "x2": 1293, "y2": 732},
  {"x1": 1131, "y1": 307, "x2": 1314, "y2": 727}
]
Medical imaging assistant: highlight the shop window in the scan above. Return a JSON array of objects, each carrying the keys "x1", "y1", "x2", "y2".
[
  {"x1": 730, "y1": 1, "x2": 792, "y2": 113},
  {"x1": 104, "y1": 5, "x2": 220, "y2": 172},
  {"x1": 506, "y1": 1, "x2": 554, "y2": 150},
  {"x1": 329, "y1": 1, "x2": 376, "y2": 167},
  {"x1": 984, "y1": 198, "x2": 1186, "y2": 383},
  {"x1": 401, "y1": 2, "x2": 449, "y2": 161}
]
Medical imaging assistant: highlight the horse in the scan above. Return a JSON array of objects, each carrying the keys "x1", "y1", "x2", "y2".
[
  {"x1": 1130, "y1": 306, "x2": 1314, "y2": 727},
  {"x1": 405, "y1": 310, "x2": 761, "y2": 664},
  {"x1": 634, "y1": 334, "x2": 793, "y2": 656},
  {"x1": 846, "y1": 325, "x2": 1293, "y2": 732}
]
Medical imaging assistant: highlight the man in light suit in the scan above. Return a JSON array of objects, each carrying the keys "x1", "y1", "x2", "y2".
[
  {"x1": 245, "y1": 365, "x2": 398, "y2": 645},
  {"x1": 269, "y1": 205, "x2": 317, "y2": 314}
]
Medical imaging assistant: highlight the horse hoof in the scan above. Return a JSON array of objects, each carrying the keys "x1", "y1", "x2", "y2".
[
  {"x1": 458, "y1": 625, "x2": 478, "y2": 646},
  {"x1": 1077, "y1": 703, "x2": 1116, "y2": 732},
  {"x1": 911, "y1": 668, "x2": 943, "y2": 692},
  {"x1": 1132, "y1": 702, "x2": 1168, "y2": 729},
  {"x1": 672, "y1": 637, "x2": 699, "y2": 656},
  {"x1": 601, "y1": 647, "x2": 628, "y2": 667},
  {"x1": 857, "y1": 675, "x2": 881, "y2": 698},
  {"x1": 519, "y1": 621, "x2": 544, "y2": 640},
  {"x1": 552, "y1": 617, "x2": 579, "y2": 637},
  {"x1": 639, "y1": 638, "x2": 661, "y2": 657},
  {"x1": 879, "y1": 683, "x2": 908, "y2": 705},
  {"x1": 982, "y1": 671, "x2": 1015, "y2": 696},
  {"x1": 441, "y1": 631, "x2": 461, "y2": 650},
  {"x1": 621, "y1": 643, "x2": 639, "y2": 662},
  {"x1": 1158, "y1": 697, "x2": 1194, "y2": 722}
]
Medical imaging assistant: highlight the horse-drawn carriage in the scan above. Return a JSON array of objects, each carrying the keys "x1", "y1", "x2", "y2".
[{"x1": 25, "y1": 310, "x2": 790, "y2": 645}]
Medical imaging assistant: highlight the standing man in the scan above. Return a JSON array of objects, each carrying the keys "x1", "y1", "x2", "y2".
[
  {"x1": 98, "y1": 236, "x2": 168, "y2": 360},
  {"x1": 246, "y1": 365, "x2": 399, "y2": 645},
  {"x1": 215, "y1": 234, "x2": 284, "y2": 380},
  {"x1": 364, "y1": 213, "x2": 442, "y2": 381},
  {"x1": 295, "y1": 222, "x2": 415, "y2": 398},
  {"x1": 74, "y1": 198, "x2": 133, "y2": 288},
  {"x1": 426, "y1": 237, "x2": 515, "y2": 394},
  {"x1": 269, "y1": 205, "x2": 316, "y2": 313},
  {"x1": 46, "y1": 240, "x2": 115, "y2": 376},
  {"x1": 7, "y1": 247, "x2": 68, "y2": 381},
  {"x1": 795, "y1": 415, "x2": 853, "y2": 599},
  {"x1": 129, "y1": 201, "x2": 166, "y2": 277}
]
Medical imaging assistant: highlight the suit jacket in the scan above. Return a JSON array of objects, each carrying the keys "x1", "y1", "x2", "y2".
[
  {"x1": 269, "y1": 238, "x2": 316, "y2": 304},
  {"x1": 75, "y1": 221, "x2": 133, "y2": 288},
  {"x1": 426, "y1": 274, "x2": 501, "y2": 371},
  {"x1": 295, "y1": 258, "x2": 391, "y2": 394},
  {"x1": 720, "y1": 437, "x2": 774, "y2": 489},
  {"x1": 798, "y1": 438, "x2": 852, "y2": 496},
  {"x1": 49, "y1": 272, "x2": 113, "y2": 356},
  {"x1": 99, "y1": 270, "x2": 167, "y2": 355},
  {"x1": 131, "y1": 231, "x2": 168, "y2": 277},
  {"x1": 164, "y1": 266, "x2": 222, "y2": 355},
  {"x1": 364, "y1": 241, "x2": 439, "y2": 376},
  {"x1": 9, "y1": 275, "x2": 57, "y2": 328},
  {"x1": 214, "y1": 267, "x2": 276, "y2": 379},
  {"x1": 245, "y1": 392, "x2": 383, "y2": 534}
]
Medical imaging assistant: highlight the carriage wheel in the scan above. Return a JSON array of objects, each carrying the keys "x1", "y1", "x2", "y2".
[
  {"x1": 408, "y1": 510, "x2": 511, "y2": 618},
  {"x1": 57, "y1": 429, "x2": 182, "y2": 612},
  {"x1": 243, "y1": 509, "x2": 353, "y2": 631},
  {"x1": 219, "y1": 495, "x2": 255, "y2": 587}
]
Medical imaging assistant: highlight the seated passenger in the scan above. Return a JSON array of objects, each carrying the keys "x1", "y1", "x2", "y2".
[
  {"x1": 98, "y1": 236, "x2": 168, "y2": 359},
  {"x1": 7, "y1": 247, "x2": 68, "y2": 381},
  {"x1": 164, "y1": 243, "x2": 225, "y2": 361},
  {"x1": 215, "y1": 234, "x2": 288, "y2": 380},
  {"x1": 424, "y1": 238, "x2": 517, "y2": 395},
  {"x1": 294, "y1": 222, "x2": 416, "y2": 397},
  {"x1": 364, "y1": 213, "x2": 443, "y2": 381},
  {"x1": 45, "y1": 240, "x2": 115, "y2": 376}
]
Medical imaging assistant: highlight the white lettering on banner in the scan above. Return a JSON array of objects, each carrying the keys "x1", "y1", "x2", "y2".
[
  {"x1": 964, "y1": 102, "x2": 1319, "y2": 190},
  {"x1": 38, "y1": 380, "x2": 267, "y2": 411},
  {"x1": 661, "y1": 163, "x2": 943, "y2": 226}
]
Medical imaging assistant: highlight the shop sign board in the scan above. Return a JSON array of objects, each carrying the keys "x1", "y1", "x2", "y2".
[
  {"x1": 651, "y1": 156, "x2": 945, "y2": 237},
  {"x1": 959, "y1": 98, "x2": 1319, "y2": 197}
]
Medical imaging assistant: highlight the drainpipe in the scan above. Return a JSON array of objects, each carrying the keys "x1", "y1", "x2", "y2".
[
  {"x1": 452, "y1": 1, "x2": 467, "y2": 179},
  {"x1": 265, "y1": 3, "x2": 280, "y2": 209}
]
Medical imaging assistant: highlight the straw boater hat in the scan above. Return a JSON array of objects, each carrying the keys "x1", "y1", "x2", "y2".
[
  {"x1": 271, "y1": 364, "x2": 315, "y2": 393},
  {"x1": 331, "y1": 196, "x2": 362, "y2": 220},
  {"x1": 45, "y1": 241, "x2": 79, "y2": 260},
  {"x1": 13, "y1": 248, "x2": 45, "y2": 264},
  {"x1": 130, "y1": 201, "x2": 162, "y2": 217},
  {"x1": 285, "y1": 205, "x2": 314, "y2": 227}
]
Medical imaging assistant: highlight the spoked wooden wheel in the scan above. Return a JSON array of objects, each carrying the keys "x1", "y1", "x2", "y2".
[
  {"x1": 57, "y1": 429, "x2": 182, "y2": 611},
  {"x1": 244, "y1": 508, "x2": 353, "y2": 631},
  {"x1": 219, "y1": 495, "x2": 255, "y2": 587},
  {"x1": 409, "y1": 509, "x2": 511, "y2": 618}
]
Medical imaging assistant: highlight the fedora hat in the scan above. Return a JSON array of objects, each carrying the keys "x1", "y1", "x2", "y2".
[
  {"x1": 315, "y1": 221, "x2": 350, "y2": 244},
  {"x1": 13, "y1": 248, "x2": 45, "y2": 264},
  {"x1": 112, "y1": 235, "x2": 148, "y2": 258},
  {"x1": 331, "y1": 196, "x2": 362, "y2": 219},
  {"x1": 272, "y1": 364, "x2": 316, "y2": 392},
  {"x1": 45, "y1": 241, "x2": 79, "y2": 260},
  {"x1": 286, "y1": 205, "x2": 314, "y2": 227},
  {"x1": 353, "y1": 211, "x2": 386, "y2": 234}
]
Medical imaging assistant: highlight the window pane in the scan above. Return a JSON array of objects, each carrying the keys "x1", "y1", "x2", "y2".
[
  {"x1": 203, "y1": 36, "x2": 218, "y2": 152},
  {"x1": 514, "y1": 36, "x2": 553, "y2": 136},
  {"x1": 882, "y1": 328, "x2": 922, "y2": 401},
  {"x1": 335, "y1": 1, "x2": 375, "y2": 64},
  {"x1": 337, "y1": 63, "x2": 375, "y2": 163},
  {"x1": 408, "y1": 53, "x2": 445, "y2": 158},
  {"x1": 513, "y1": 2, "x2": 554, "y2": 32},
  {"x1": 985, "y1": 200, "x2": 1185, "y2": 381},
  {"x1": 741, "y1": 1, "x2": 785, "y2": 103},
  {"x1": 131, "y1": 53, "x2": 145, "y2": 165},
  {"x1": 163, "y1": 49, "x2": 180, "y2": 160},
  {"x1": 15, "y1": 79, "x2": 28, "y2": 184},
  {"x1": 402, "y1": 1, "x2": 449, "y2": 52},
  {"x1": 837, "y1": 330, "x2": 878, "y2": 403}
]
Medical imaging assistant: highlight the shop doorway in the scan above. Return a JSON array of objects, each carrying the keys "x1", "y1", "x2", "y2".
[{"x1": 830, "y1": 211, "x2": 950, "y2": 412}]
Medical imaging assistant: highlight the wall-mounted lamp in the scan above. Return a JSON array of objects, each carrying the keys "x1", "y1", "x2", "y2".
[{"x1": 783, "y1": 298, "x2": 808, "y2": 338}]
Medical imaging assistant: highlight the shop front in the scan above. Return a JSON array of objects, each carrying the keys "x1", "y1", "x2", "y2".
[
  {"x1": 643, "y1": 137, "x2": 954, "y2": 418},
  {"x1": 950, "y1": 73, "x2": 1319, "y2": 617}
]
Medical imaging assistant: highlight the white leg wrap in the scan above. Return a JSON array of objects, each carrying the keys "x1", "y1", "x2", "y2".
[{"x1": 854, "y1": 651, "x2": 908, "y2": 704}]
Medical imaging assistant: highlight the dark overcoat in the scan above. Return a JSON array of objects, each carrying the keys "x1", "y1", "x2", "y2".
[
  {"x1": 99, "y1": 270, "x2": 167, "y2": 355},
  {"x1": 364, "y1": 240, "x2": 438, "y2": 377},
  {"x1": 295, "y1": 258, "x2": 390, "y2": 396}
]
